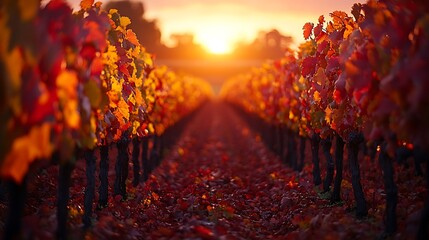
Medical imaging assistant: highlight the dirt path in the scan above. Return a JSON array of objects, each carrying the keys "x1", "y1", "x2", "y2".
[
  {"x1": 6, "y1": 100, "x2": 423, "y2": 239},
  {"x1": 131, "y1": 101, "x2": 319, "y2": 239}
]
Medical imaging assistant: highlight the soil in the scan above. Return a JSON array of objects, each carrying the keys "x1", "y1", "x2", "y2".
[{"x1": 0, "y1": 100, "x2": 426, "y2": 239}]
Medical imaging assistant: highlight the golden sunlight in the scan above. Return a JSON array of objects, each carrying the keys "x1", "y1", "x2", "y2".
[
  {"x1": 203, "y1": 38, "x2": 230, "y2": 54},
  {"x1": 198, "y1": 28, "x2": 234, "y2": 54}
]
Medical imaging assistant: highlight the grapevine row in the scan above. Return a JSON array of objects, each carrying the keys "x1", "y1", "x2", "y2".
[
  {"x1": 221, "y1": 0, "x2": 429, "y2": 237},
  {"x1": 0, "y1": 0, "x2": 212, "y2": 238}
]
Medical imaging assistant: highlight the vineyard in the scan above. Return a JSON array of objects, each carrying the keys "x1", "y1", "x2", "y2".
[{"x1": 0, "y1": 0, "x2": 428, "y2": 239}]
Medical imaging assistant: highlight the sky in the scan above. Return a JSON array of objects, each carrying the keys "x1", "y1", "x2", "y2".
[{"x1": 64, "y1": 0, "x2": 366, "y2": 54}]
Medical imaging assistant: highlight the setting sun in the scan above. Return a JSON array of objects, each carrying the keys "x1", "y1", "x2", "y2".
[
  {"x1": 203, "y1": 38, "x2": 230, "y2": 54},
  {"x1": 198, "y1": 26, "x2": 234, "y2": 54}
]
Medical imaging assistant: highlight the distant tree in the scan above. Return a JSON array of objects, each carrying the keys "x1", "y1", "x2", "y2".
[
  {"x1": 170, "y1": 33, "x2": 195, "y2": 47},
  {"x1": 233, "y1": 29, "x2": 293, "y2": 60},
  {"x1": 167, "y1": 33, "x2": 207, "y2": 59},
  {"x1": 265, "y1": 29, "x2": 292, "y2": 49},
  {"x1": 103, "y1": 1, "x2": 163, "y2": 53}
]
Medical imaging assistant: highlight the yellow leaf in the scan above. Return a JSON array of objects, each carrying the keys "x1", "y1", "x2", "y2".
[
  {"x1": 148, "y1": 123, "x2": 155, "y2": 134},
  {"x1": 292, "y1": 82, "x2": 299, "y2": 92},
  {"x1": 135, "y1": 89, "x2": 144, "y2": 106},
  {"x1": 143, "y1": 198, "x2": 151, "y2": 206},
  {"x1": 146, "y1": 94, "x2": 155, "y2": 104},
  {"x1": 142, "y1": 52, "x2": 153, "y2": 67},
  {"x1": 134, "y1": 76, "x2": 143, "y2": 88},
  {"x1": 325, "y1": 107, "x2": 333, "y2": 124},
  {"x1": 107, "y1": 91, "x2": 119, "y2": 108},
  {"x1": 132, "y1": 121, "x2": 140, "y2": 135},
  {"x1": 64, "y1": 99, "x2": 80, "y2": 129},
  {"x1": 289, "y1": 111, "x2": 294, "y2": 120},
  {"x1": 1, "y1": 123, "x2": 53, "y2": 183},
  {"x1": 56, "y1": 70, "x2": 79, "y2": 128},
  {"x1": 57, "y1": 70, "x2": 78, "y2": 99},
  {"x1": 117, "y1": 99, "x2": 129, "y2": 121},
  {"x1": 129, "y1": 95, "x2": 136, "y2": 106},
  {"x1": 103, "y1": 45, "x2": 119, "y2": 67},
  {"x1": 313, "y1": 91, "x2": 321, "y2": 103},
  {"x1": 111, "y1": 78, "x2": 123, "y2": 93},
  {"x1": 344, "y1": 24, "x2": 355, "y2": 39},
  {"x1": 120, "y1": 16, "x2": 131, "y2": 28}
]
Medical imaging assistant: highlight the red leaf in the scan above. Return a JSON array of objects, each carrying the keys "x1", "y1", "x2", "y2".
[
  {"x1": 318, "y1": 15, "x2": 325, "y2": 25},
  {"x1": 317, "y1": 40, "x2": 329, "y2": 53},
  {"x1": 313, "y1": 24, "x2": 323, "y2": 38},
  {"x1": 334, "y1": 73, "x2": 347, "y2": 104},
  {"x1": 326, "y1": 56, "x2": 340, "y2": 74},
  {"x1": 194, "y1": 225, "x2": 214, "y2": 238},
  {"x1": 80, "y1": 42, "x2": 96, "y2": 61},
  {"x1": 302, "y1": 22, "x2": 314, "y2": 40},
  {"x1": 301, "y1": 57, "x2": 317, "y2": 77},
  {"x1": 119, "y1": 64, "x2": 131, "y2": 78}
]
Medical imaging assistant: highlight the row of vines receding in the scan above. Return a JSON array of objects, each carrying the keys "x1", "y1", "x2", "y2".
[
  {"x1": 221, "y1": 0, "x2": 429, "y2": 237},
  {"x1": 0, "y1": 0, "x2": 213, "y2": 238}
]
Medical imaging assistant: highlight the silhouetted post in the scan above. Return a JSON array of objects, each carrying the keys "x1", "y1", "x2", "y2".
[
  {"x1": 141, "y1": 136, "x2": 150, "y2": 182},
  {"x1": 4, "y1": 179, "x2": 26, "y2": 239},
  {"x1": 83, "y1": 148, "x2": 96, "y2": 228},
  {"x1": 331, "y1": 135, "x2": 344, "y2": 203},
  {"x1": 98, "y1": 144, "x2": 109, "y2": 208},
  {"x1": 347, "y1": 132, "x2": 367, "y2": 218},
  {"x1": 379, "y1": 142, "x2": 397, "y2": 235},
  {"x1": 132, "y1": 138, "x2": 141, "y2": 186},
  {"x1": 114, "y1": 140, "x2": 129, "y2": 199},
  {"x1": 311, "y1": 133, "x2": 322, "y2": 186},
  {"x1": 57, "y1": 160, "x2": 74, "y2": 239},
  {"x1": 322, "y1": 137, "x2": 334, "y2": 193}
]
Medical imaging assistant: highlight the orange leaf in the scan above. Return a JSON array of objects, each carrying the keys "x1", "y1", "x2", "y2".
[
  {"x1": 117, "y1": 99, "x2": 130, "y2": 121},
  {"x1": 56, "y1": 70, "x2": 80, "y2": 128},
  {"x1": 56, "y1": 70, "x2": 78, "y2": 99},
  {"x1": 64, "y1": 99, "x2": 80, "y2": 129},
  {"x1": 126, "y1": 29, "x2": 140, "y2": 46},
  {"x1": 318, "y1": 15, "x2": 325, "y2": 25},
  {"x1": 302, "y1": 22, "x2": 314, "y2": 40},
  {"x1": 151, "y1": 192, "x2": 159, "y2": 201},
  {"x1": 1, "y1": 123, "x2": 53, "y2": 183},
  {"x1": 18, "y1": 0, "x2": 39, "y2": 21},
  {"x1": 80, "y1": 0, "x2": 94, "y2": 11}
]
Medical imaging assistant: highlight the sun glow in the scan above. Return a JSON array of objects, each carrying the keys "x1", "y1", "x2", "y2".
[
  {"x1": 201, "y1": 37, "x2": 231, "y2": 54},
  {"x1": 196, "y1": 25, "x2": 236, "y2": 55}
]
